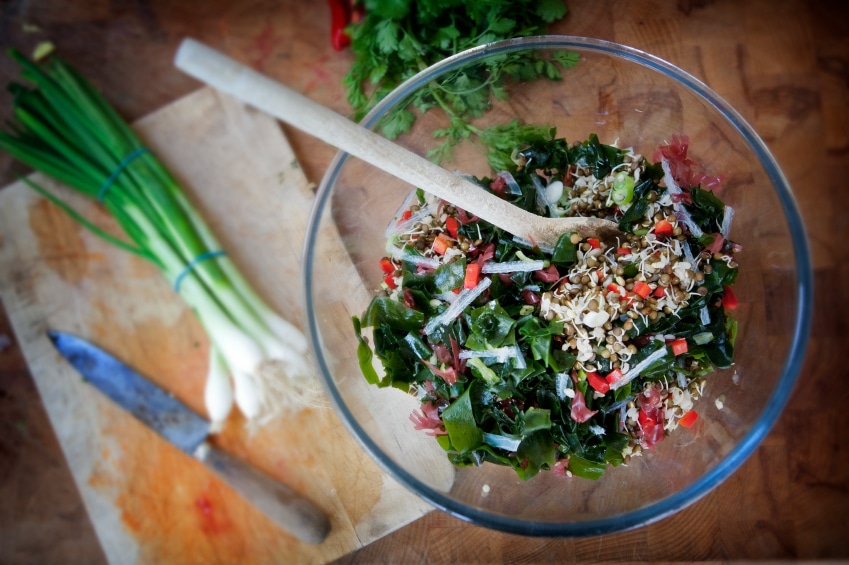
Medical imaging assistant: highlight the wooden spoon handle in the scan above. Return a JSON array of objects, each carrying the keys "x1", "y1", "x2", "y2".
[
  {"x1": 174, "y1": 39, "x2": 619, "y2": 247},
  {"x1": 175, "y1": 42, "x2": 538, "y2": 232}
]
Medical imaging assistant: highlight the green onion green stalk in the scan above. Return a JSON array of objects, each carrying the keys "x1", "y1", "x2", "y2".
[{"x1": 0, "y1": 50, "x2": 318, "y2": 428}]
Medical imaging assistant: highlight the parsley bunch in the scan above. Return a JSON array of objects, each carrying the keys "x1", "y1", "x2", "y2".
[{"x1": 343, "y1": 0, "x2": 574, "y2": 163}]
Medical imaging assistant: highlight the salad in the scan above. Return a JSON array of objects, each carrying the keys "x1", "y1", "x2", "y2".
[{"x1": 354, "y1": 132, "x2": 740, "y2": 480}]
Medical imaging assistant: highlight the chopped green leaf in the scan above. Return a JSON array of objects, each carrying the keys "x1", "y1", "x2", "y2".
[
  {"x1": 568, "y1": 455, "x2": 607, "y2": 480},
  {"x1": 442, "y1": 386, "x2": 483, "y2": 452},
  {"x1": 353, "y1": 316, "x2": 381, "y2": 386}
]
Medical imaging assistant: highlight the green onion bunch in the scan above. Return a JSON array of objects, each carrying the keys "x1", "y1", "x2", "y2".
[{"x1": 0, "y1": 50, "x2": 318, "y2": 428}]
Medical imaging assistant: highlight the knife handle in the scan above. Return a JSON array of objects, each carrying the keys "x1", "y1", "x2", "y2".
[{"x1": 197, "y1": 443, "x2": 331, "y2": 544}]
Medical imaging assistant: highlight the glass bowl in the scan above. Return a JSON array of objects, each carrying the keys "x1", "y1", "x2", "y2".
[{"x1": 303, "y1": 36, "x2": 812, "y2": 536}]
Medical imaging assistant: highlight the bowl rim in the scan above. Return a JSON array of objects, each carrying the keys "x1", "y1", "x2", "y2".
[{"x1": 303, "y1": 35, "x2": 813, "y2": 537}]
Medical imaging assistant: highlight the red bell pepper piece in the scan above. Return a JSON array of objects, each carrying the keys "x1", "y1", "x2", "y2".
[
  {"x1": 654, "y1": 219, "x2": 673, "y2": 236},
  {"x1": 605, "y1": 368, "x2": 623, "y2": 384},
  {"x1": 616, "y1": 247, "x2": 632, "y2": 256},
  {"x1": 722, "y1": 286, "x2": 738, "y2": 309},
  {"x1": 652, "y1": 286, "x2": 665, "y2": 298},
  {"x1": 679, "y1": 410, "x2": 699, "y2": 428},
  {"x1": 445, "y1": 216, "x2": 460, "y2": 239},
  {"x1": 383, "y1": 273, "x2": 397, "y2": 289},
  {"x1": 638, "y1": 409, "x2": 656, "y2": 429},
  {"x1": 633, "y1": 280, "x2": 651, "y2": 299},
  {"x1": 464, "y1": 263, "x2": 481, "y2": 289},
  {"x1": 607, "y1": 283, "x2": 626, "y2": 297},
  {"x1": 586, "y1": 371, "x2": 610, "y2": 394},
  {"x1": 432, "y1": 233, "x2": 451, "y2": 255},
  {"x1": 670, "y1": 338, "x2": 688, "y2": 356},
  {"x1": 379, "y1": 257, "x2": 395, "y2": 275},
  {"x1": 587, "y1": 238, "x2": 601, "y2": 249}
]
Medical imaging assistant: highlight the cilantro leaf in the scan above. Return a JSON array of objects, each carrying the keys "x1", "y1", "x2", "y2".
[
  {"x1": 536, "y1": 0, "x2": 569, "y2": 22},
  {"x1": 343, "y1": 0, "x2": 574, "y2": 163},
  {"x1": 365, "y1": 0, "x2": 412, "y2": 20}
]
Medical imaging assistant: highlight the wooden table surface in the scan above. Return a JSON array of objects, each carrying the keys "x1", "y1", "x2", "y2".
[{"x1": 1, "y1": 0, "x2": 847, "y2": 562}]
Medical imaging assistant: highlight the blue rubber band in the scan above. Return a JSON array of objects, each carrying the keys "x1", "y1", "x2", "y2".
[
  {"x1": 174, "y1": 250, "x2": 226, "y2": 292},
  {"x1": 98, "y1": 147, "x2": 149, "y2": 202}
]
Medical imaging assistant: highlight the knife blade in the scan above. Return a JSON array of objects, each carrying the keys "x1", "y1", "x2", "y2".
[{"x1": 48, "y1": 330, "x2": 331, "y2": 544}]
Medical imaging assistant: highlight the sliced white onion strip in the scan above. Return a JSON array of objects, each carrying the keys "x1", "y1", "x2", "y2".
[
  {"x1": 424, "y1": 277, "x2": 492, "y2": 335},
  {"x1": 682, "y1": 240, "x2": 698, "y2": 270},
  {"x1": 458, "y1": 345, "x2": 525, "y2": 368},
  {"x1": 531, "y1": 173, "x2": 548, "y2": 212},
  {"x1": 432, "y1": 292, "x2": 459, "y2": 304},
  {"x1": 385, "y1": 192, "x2": 435, "y2": 238},
  {"x1": 661, "y1": 159, "x2": 703, "y2": 237},
  {"x1": 512, "y1": 235, "x2": 555, "y2": 255},
  {"x1": 721, "y1": 205, "x2": 735, "y2": 238},
  {"x1": 556, "y1": 372, "x2": 574, "y2": 401},
  {"x1": 610, "y1": 346, "x2": 668, "y2": 390},
  {"x1": 589, "y1": 424, "x2": 606, "y2": 436},
  {"x1": 483, "y1": 432, "x2": 521, "y2": 452},
  {"x1": 460, "y1": 346, "x2": 513, "y2": 363},
  {"x1": 482, "y1": 260, "x2": 546, "y2": 274},
  {"x1": 389, "y1": 246, "x2": 441, "y2": 270},
  {"x1": 497, "y1": 171, "x2": 523, "y2": 195}
]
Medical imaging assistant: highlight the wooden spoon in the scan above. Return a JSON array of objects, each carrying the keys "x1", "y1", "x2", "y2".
[{"x1": 174, "y1": 39, "x2": 621, "y2": 248}]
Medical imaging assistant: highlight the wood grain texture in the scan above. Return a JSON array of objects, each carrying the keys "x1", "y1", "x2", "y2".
[{"x1": 0, "y1": 0, "x2": 847, "y2": 562}]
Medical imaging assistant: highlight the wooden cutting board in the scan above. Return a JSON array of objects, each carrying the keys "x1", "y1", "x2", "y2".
[{"x1": 0, "y1": 87, "x2": 433, "y2": 564}]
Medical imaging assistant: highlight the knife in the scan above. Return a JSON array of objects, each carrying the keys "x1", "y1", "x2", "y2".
[{"x1": 48, "y1": 330, "x2": 331, "y2": 544}]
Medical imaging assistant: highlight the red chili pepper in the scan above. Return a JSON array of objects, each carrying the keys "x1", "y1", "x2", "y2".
[
  {"x1": 587, "y1": 238, "x2": 601, "y2": 249},
  {"x1": 379, "y1": 257, "x2": 394, "y2": 275},
  {"x1": 445, "y1": 216, "x2": 460, "y2": 239},
  {"x1": 328, "y1": 0, "x2": 353, "y2": 51},
  {"x1": 464, "y1": 263, "x2": 481, "y2": 289},
  {"x1": 587, "y1": 371, "x2": 610, "y2": 394},
  {"x1": 654, "y1": 219, "x2": 673, "y2": 236},
  {"x1": 722, "y1": 285, "x2": 738, "y2": 309},
  {"x1": 633, "y1": 280, "x2": 651, "y2": 299},
  {"x1": 670, "y1": 338, "x2": 688, "y2": 356},
  {"x1": 383, "y1": 273, "x2": 397, "y2": 289},
  {"x1": 679, "y1": 410, "x2": 699, "y2": 428}
]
